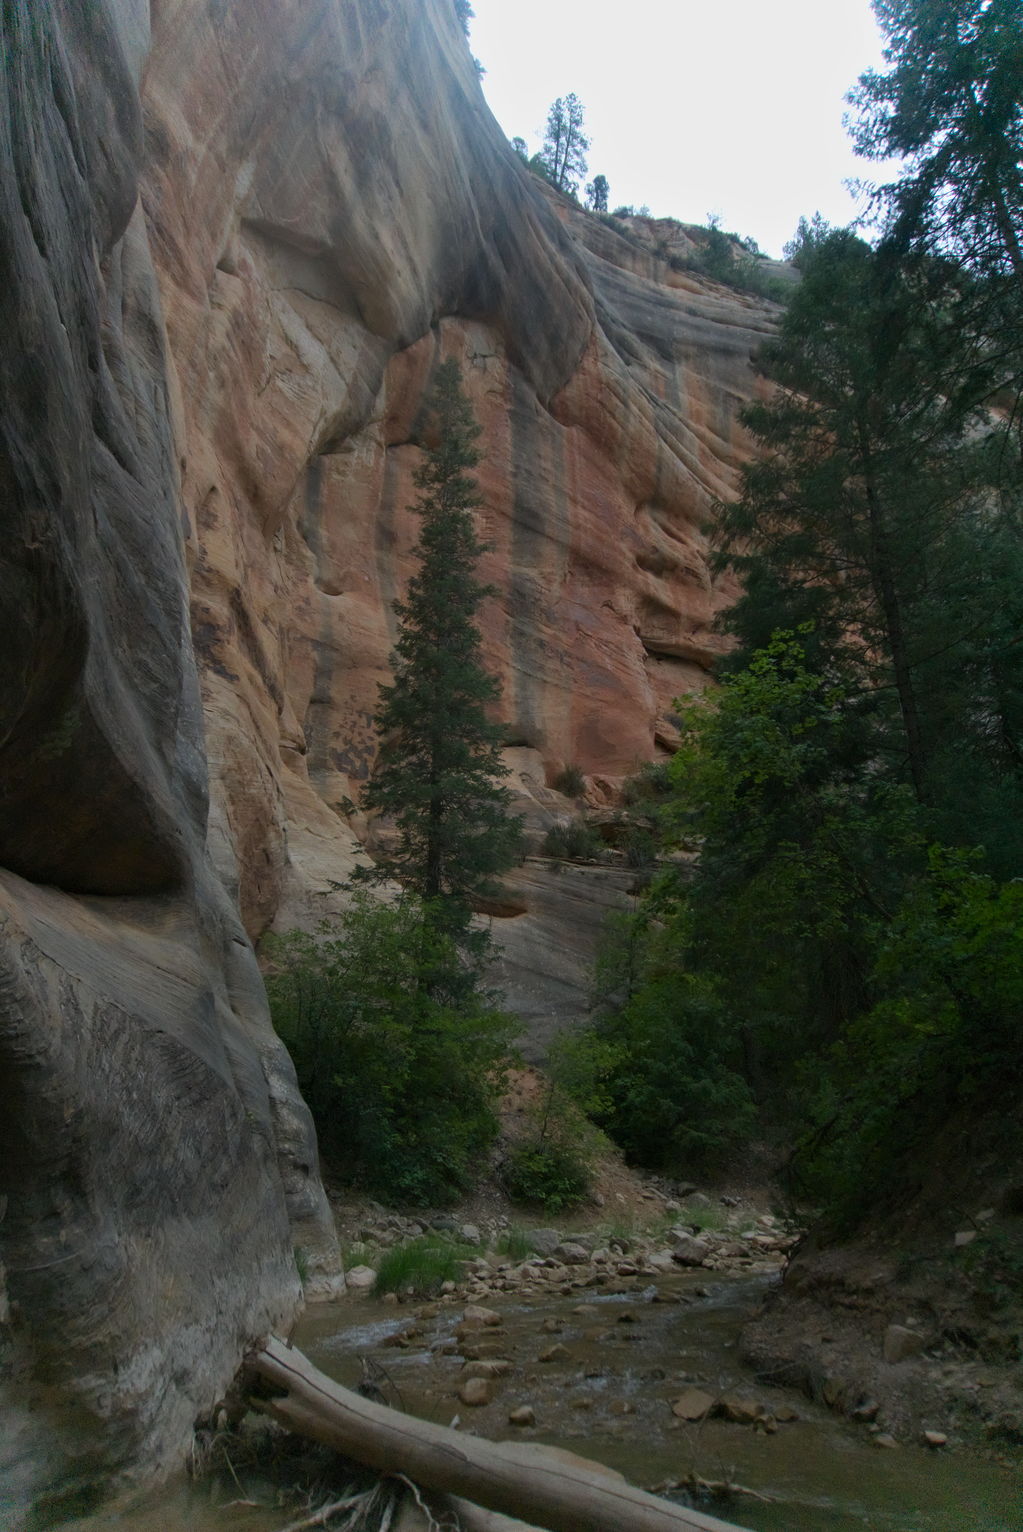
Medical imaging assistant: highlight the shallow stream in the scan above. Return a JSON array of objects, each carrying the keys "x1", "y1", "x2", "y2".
[
  {"x1": 290, "y1": 1272, "x2": 1020, "y2": 1532},
  {"x1": 7, "y1": 1271, "x2": 1020, "y2": 1530}
]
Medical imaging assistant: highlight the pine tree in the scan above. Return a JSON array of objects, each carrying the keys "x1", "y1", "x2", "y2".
[
  {"x1": 540, "y1": 94, "x2": 590, "y2": 196},
  {"x1": 850, "y1": 0, "x2": 1023, "y2": 279},
  {"x1": 363, "y1": 360, "x2": 522, "y2": 960}
]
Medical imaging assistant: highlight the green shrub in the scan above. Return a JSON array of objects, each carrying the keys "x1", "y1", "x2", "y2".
[
  {"x1": 264, "y1": 894, "x2": 515, "y2": 1206},
  {"x1": 552, "y1": 763, "x2": 586, "y2": 798},
  {"x1": 503, "y1": 1137, "x2": 591, "y2": 1213},
  {"x1": 373, "y1": 1237, "x2": 472, "y2": 1298},
  {"x1": 500, "y1": 1035, "x2": 609, "y2": 1212},
  {"x1": 542, "y1": 817, "x2": 605, "y2": 860},
  {"x1": 620, "y1": 761, "x2": 673, "y2": 806}
]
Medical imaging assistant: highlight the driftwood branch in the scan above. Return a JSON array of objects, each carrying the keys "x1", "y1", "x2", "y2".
[{"x1": 249, "y1": 1337, "x2": 750, "y2": 1532}]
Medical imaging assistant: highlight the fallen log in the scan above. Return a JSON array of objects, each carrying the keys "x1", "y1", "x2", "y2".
[{"x1": 250, "y1": 1336, "x2": 751, "y2": 1532}]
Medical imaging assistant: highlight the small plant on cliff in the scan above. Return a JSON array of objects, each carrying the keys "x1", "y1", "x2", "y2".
[
  {"x1": 453, "y1": 0, "x2": 473, "y2": 37},
  {"x1": 360, "y1": 358, "x2": 523, "y2": 992},
  {"x1": 552, "y1": 763, "x2": 586, "y2": 798},
  {"x1": 541, "y1": 817, "x2": 604, "y2": 861}
]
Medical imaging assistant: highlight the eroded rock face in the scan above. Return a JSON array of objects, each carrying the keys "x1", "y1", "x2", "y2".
[
  {"x1": 0, "y1": 0, "x2": 337, "y2": 1493},
  {"x1": 138, "y1": 0, "x2": 775, "y2": 946}
]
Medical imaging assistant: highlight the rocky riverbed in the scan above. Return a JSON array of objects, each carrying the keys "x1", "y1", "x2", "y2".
[{"x1": 278, "y1": 1190, "x2": 1021, "y2": 1530}]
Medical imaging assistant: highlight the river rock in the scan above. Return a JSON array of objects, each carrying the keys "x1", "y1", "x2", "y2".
[
  {"x1": 671, "y1": 1388, "x2": 716, "y2": 1422},
  {"x1": 345, "y1": 1265, "x2": 377, "y2": 1291},
  {"x1": 458, "y1": 1377, "x2": 493, "y2": 1407},
  {"x1": 554, "y1": 1242, "x2": 591, "y2": 1266},
  {"x1": 922, "y1": 1430, "x2": 948, "y2": 1448},
  {"x1": 526, "y1": 1229, "x2": 562, "y2": 1258},
  {"x1": 462, "y1": 1304, "x2": 502, "y2": 1327},
  {"x1": 538, "y1": 1343, "x2": 571, "y2": 1363},
  {"x1": 670, "y1": 1233, "x2": 712, "y2": 1267},
  {"x1": 716, "y1": 1393, "x2": 766, "y2": 1424},
  {"x1": 462, "y1": 1359, "x2": 513, "y2": 1379},
  {"x1": 508, "y1": 1405, "x2": 535, "y2": 1427},
  {"x1": 883, "y1": 1324, "x2": 926, "y2": 1363}
]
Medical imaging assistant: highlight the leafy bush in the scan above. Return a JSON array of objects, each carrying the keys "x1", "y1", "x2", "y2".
[
  {"x1": 552, "y1": 763, "x2": 586, "y2": 798},
  {"x1": 620, "y1": 760, "x2": 673, "y2": 806},
  {"x1": 500, "y1": 1034, "x2": 612, "y2": 1212},
  {"x1": 373, "y1": 1236, "x2": 472, "y2": 1298},
  {"x1": 542, "y1": 817, "x2": 605, "y2": 860},
  {"x1": 503, "y1": 1136, "x2": 591, "y2": 1212},
  {"x1": 264, "y1": 895, "x2": 515, "y2": 1206}
]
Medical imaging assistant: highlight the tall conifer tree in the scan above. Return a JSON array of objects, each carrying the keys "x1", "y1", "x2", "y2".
[{"x1": 363, "y1": 359, "x2": 521, "y2": 963}]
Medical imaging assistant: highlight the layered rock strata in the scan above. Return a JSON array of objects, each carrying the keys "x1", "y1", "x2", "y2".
[{"x1": 140, "y1": 0, "x2": 777, "y2": 946}]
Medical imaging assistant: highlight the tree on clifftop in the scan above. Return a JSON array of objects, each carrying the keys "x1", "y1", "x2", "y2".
[
  {"x1": 586, "y1": 174, "x2": 610, "y2": 213},
  {"x1": 540, "y1": 94, "x2": 590, "y2": 195},
  {"x1": 362, "y1": 359, "x2": 522, "y2": 971}
]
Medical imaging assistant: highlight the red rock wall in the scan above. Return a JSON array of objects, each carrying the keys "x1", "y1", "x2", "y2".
[{"x1": 140, "y1": 0, "x2": 777, "y2": 939}]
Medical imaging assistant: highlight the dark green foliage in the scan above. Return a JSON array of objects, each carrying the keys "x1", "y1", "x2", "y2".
[
  {"x1": 551, "y1": 763, "x2": 586, "y2": 797},
  {"x1": 541, "y1": 817, "x2": 604, "y2": 860},
  {"x1": 719, "y1": 230, "x2": 1023, "y2": 835},
  {"x1": 674, "y1": 223, "x2": 790, "y2": 302},
  {"x1": 620, "y1": 760, "x2": 673, "y2": 806},
  {"x1": 265, "y1": 896, "x2": 514, "y2": 1206},
  {"x1": 503, "y1": 1138, "x2": 591, "y2": 1212},
  {"x1": 500, "y1": 1034, "x2": 607, "y2": 1211},
  {"x1": 539, "y1": 94, "x2": 589, "y2": 196},
  {"x1": 584, "y1": 218, "x2": 1023, "y2": 1217},
  {"x1": 585, "y1": 174, "x2": 610, "y2": 214},
  {"x1": 850, "y1": 0, "x2": 1023, "y2": 281},
  {"x1": 781, "y1": 211, "x2": 833, "y2": 265},
  {"x1": 361, "y1": 359, "x2": 523, "y2": 967}
]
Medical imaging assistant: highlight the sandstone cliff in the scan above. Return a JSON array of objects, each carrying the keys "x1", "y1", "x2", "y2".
[{"x1": 0, "y1": 0, "x2": 776, "y2": 1489}]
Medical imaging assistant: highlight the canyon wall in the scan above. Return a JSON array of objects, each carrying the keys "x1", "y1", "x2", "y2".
[
  {"x1": 0, "y1": 0, "x2": 776, "y2": 1488},
  {"x1": 140, "y1": 0, "x2": 776, "y2": 958}
]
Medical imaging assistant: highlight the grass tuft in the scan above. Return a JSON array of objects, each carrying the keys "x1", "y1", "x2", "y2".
[{"x1": 372, "y1": 1236, "x2": 472, "y2": 1298}]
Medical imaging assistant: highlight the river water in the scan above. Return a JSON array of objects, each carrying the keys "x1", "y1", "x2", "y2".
[{"x1": 7, "y1": 1272, "x2": 1021, "y2": 1530}]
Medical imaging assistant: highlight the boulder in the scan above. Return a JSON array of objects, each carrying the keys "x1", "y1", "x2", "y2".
[
  {"x1": 670, "y1": 1233, "x2": 711, "y2": 1267},
  {"x1": 525, "y1": 1229, "x2": 562, "y2": 1258},
  {"x1": 554, "y1": 1242, "x2": 591, "y2": 1266},
  {"x1": 345, "y1": 1265, "x2": 377, "y2": 1291}
]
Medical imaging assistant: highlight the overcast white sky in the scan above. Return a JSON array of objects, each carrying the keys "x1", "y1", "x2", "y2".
[{"x1": 467, "y1": 0, "x2": 895, "y2": 258}]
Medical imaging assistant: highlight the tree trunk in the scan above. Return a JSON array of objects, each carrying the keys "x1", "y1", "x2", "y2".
[
  {"x1": 859, "y1": 430, "x2": 928, "y2": 801},
  {"x1": 249, "y1": 1337, "x2": 750, "y2": 1532}
]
